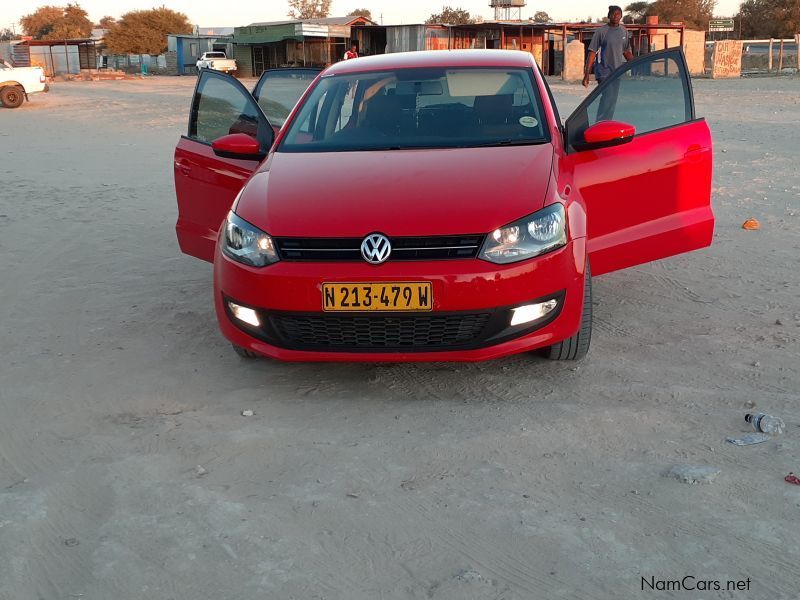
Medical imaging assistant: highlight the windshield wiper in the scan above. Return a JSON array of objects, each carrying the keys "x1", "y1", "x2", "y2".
[{"x1": 473, "y1": 139, "x2": 548, "y2": 147}]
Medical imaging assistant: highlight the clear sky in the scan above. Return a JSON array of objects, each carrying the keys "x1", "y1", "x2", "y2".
[{"x1": 2, "y1": 0, "x2": 743, "y2": 31}]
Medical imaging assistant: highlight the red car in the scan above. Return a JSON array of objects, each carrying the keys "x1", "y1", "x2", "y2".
[{"x1": 174, "y1": 49, "x2": 713, "y2": 362}]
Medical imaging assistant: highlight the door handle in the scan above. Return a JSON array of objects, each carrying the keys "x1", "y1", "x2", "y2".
[
  {"x1": 684, "y1": 144, "x2": 707, "y2": 163},
  {"x1": 174, "y1": 160, "x2": 191, "y2": 176}
]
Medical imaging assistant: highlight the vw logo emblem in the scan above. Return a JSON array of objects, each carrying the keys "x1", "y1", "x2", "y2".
[{"x1": 360, "y1": 233, "x2": 392, "y2": 265}]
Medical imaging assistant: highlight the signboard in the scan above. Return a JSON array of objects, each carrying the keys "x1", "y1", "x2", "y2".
[
  {"x1": 711, "y1": 40, "x2": 742, "y2": 78},
  {"x1": 709, "y1": 18, "x2": 735, "y2": 32}
]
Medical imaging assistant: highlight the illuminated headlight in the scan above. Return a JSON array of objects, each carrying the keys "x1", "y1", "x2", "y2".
[
  {"x1": 228, "y1": 301, "x2": 260, "y2": 327},
  {"x1": 480, "y1": 204, "x2": 567, "y2": 264},
  {"x1": 222, "y1": 211, "x2": 279, "y2": 267},
  {"x1": 510, "y1": 299, "x2": 559, "y2": 326}
]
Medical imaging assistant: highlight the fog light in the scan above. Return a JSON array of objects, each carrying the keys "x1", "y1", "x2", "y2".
[
  {"x1": 228, "y1": 301, "x2": 260, "y2": 327},
  {"x1": 510, "y1": 299, "x2": 558, "y2": 326}
]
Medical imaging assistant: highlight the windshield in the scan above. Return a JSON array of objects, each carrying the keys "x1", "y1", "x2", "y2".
[
  {"x1": 279, "y1": 66, "x2": 548, "y2": 152},
  {"x1": 205, "y1": 52, "x2": 226, "y2": 58}
]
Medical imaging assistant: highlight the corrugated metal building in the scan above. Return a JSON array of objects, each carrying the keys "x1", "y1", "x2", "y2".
[
  {"x1": 166, "y1": 32, "x2": 233, "y2": 75},
  {"x1": 354, "y1": 21, "x2": 694, "y2": 76},
  {"x1": 233, "y1": 16, "x2": 374, "y2": 77}
]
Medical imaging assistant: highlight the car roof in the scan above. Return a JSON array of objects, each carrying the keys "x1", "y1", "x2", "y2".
[{"x1": 324, "y1": 50, "x2": 536, "y2": 76}]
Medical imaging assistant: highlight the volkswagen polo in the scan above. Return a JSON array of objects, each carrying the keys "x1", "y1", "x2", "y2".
[{"x1": 174, "y1": 49, "x2": 713, "y2": 361}]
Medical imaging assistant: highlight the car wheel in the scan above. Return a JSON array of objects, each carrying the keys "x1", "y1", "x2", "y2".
[
  {"x1": 0, "y1": 86, "x2": 25, "y2": 109},
  {"x1": 232, "y1": 343, "x2": 261, "y2": 359},
  {"x1": 545, "y1": 260, "x2": 592, "y2": 361}
]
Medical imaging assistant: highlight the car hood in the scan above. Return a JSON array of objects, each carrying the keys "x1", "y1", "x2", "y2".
[{"x1": 238, "y1": 145, "x2": 554, "y2": 237}]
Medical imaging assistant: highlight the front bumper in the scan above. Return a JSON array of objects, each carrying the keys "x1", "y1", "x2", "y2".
[{"x1": 213, "y1": 238, "x2": 587, "y2": 362}]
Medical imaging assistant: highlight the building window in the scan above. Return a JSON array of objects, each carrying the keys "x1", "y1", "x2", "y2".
[{"x1": 190, "y1": 43, "x2": 199, "y2": 57}]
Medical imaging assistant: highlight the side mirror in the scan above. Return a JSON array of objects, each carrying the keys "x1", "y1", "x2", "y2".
[
  {"x1": 579, "y1": 121, "x2": 636, "y2": 151},
  {"x1": 211, "y1": 133, "x2": 265, "y2": 161}
]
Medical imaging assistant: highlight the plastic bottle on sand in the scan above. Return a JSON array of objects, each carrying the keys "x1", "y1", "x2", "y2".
[{"x1": 745, "y1": 413, "x2": 785, "y2": 435}]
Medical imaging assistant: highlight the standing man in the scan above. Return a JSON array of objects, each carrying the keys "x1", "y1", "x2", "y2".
[
  {"x1": 583, "y1": 6, "x2": 633, "y2": 120},
  {"x1": 583, "y1": 6, "x2": 633, "y2": 87},
  {"x1": 344, "y1": 43, "x2": 359, "y2": 60}
]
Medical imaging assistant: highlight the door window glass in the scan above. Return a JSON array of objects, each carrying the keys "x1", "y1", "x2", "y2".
[
  {"x1": 587, "y1": 56, "x2": 689, "y2": 131},
  {"x1": 190, "y1": 72, "x2": 267, "y2": 146},
  {"x1": 567, "y1": 50, "x2": 693, "y2": 150}
]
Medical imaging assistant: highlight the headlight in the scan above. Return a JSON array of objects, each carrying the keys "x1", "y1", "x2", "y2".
[
  {"x1": 479, "y1": 204, "x2": 567, "y2": 264},
  {"x1": 222, "y1": 211, "x2": 279, "y2": 267}
]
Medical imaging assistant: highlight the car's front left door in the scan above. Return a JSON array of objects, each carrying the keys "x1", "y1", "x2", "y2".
[
  {"x1": 562, "y1": 48, "x2": 714, "y2": 276},
  {"x1": 174, "y1": 70, "x2": 274, "y2": 262}
]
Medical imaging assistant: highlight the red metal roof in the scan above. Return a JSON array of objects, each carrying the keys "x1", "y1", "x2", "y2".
[{"x1": 17, "y1": 38, "x2": 96, "y2": 46}]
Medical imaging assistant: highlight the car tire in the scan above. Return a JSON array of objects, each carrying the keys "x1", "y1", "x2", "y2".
[
  {"x1": 544, "y1": 260, "x2": 592, "y2": 361},
  {"x1": 232, "y1": 343, "x2": 261, "y2": 359},
  {"x1": 0, "y1": 86, "x2": 25, "y2": 109}
]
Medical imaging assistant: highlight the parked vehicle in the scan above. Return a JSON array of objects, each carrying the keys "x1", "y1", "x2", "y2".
[
  {"x1": 0, "y1": 60, "x2": 48, "y2": 108},
  {"x1": 195, "y1": 52, "x2": 237, "y2": 74},
  {"x1": 174, "y1": 49, "x2": 714, "y2": 362}
]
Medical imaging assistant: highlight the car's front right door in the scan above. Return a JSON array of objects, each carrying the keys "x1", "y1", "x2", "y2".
[
  {"x1": 563, "y1": 48, "x2": 714, "y2": 276},
  {"x1": 174, "y1": 70, "x2": 273, "y2": 262}
]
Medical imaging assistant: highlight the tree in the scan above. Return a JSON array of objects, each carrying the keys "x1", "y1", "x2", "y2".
[
  {"x1": 738, "y1": 0, "x2": 800, "y2": 37},
  {"x1": 287, "y1": 0, "x2": 332, "y2": 19},
  {"x1": 426, "y1": 6, "x2": 476, "y2": 24},
  {"x1": 1, "y1": 28, "x2": 20, "y2": 41},
  {"x1": 97, "y1": 15, "x2": 116, "y2": 28},
  {"x1": 532, "y1": 10, "x2": 551, "y2": 22},
  {"x1": 646, "y1": 0, "x2": 716, "y2": 29},
  {"x1": 348, "y1": 8, "x2": 373, "y2": 20},
  {"x1": 20, "y1": 4, "x2": 93, "y2": 40},
  {"x1": 105, "y1": 7, "x2": 192, "y2": 55},
  {"x1": 624, "y1": 1, "x2": 652, "y2": 23}
]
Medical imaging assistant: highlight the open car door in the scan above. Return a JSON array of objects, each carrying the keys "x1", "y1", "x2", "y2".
[
  {"x1": 174, "y1": 68, "x2": 320, "y2": 262},
  {"x1": 563, "y1": 48, "x2": 714, "y2": 276},
  {"x1": 175, "y1": 70, "x2": 273, "y2": 262}
]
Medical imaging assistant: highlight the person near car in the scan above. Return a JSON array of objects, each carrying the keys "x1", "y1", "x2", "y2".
[
  {"x1": 343, "y1": 44, "x2": 359, "y2": 60},
  {"x1": 583, "y1": 6, "x2": 633, "y2": 87},
  {"x1": 583, "y1": 5, "x2": 633, "y2": 121}
]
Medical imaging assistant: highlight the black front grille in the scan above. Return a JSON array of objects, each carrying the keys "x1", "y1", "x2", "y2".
[
  {"x1": 269, "y1": 313, "x2": 492, "y2": 350},
  {"x1": 274, "y1": 235, "x2": 484, "y2": 261}
]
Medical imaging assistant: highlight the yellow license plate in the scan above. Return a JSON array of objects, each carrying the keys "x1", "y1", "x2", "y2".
[{"x1": 322, "y1": 282, "x2": 432, "y2": 312}]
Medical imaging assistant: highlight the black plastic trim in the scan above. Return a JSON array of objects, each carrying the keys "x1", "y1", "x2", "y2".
[{"x1": 223, "y1": 291, "x2": 566, "y2": 353}]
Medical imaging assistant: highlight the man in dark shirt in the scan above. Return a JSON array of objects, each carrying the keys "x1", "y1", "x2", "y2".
[
  {"x1": 583, "y1": 6, "x2": 633, "y2": 86},
  {"x1": 583, "y1": 6, "x2": 633, "y2": 121}
]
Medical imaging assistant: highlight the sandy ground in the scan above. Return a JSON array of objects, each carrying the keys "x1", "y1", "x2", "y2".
[{"x1": 0, "y1": 74, "x2": 798, "y2": 600}]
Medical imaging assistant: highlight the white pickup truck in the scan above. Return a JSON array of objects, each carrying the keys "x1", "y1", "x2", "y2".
[
  {"x1": 0, "y1": 60, "x2": 48, "y2": 108},
  {"x1": 195, "y1": 52, "x2": 237, "y2": 74}
]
